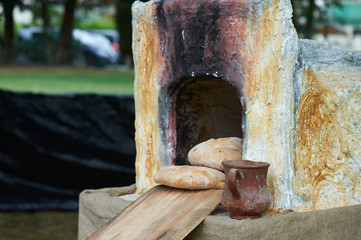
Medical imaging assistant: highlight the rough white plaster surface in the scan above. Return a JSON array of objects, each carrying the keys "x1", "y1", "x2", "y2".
[
  {"x1": 132, "y1": 0, "x2": 361, "y2": 211},
  {"x1": 293, "y1": 39, "x2": 361, "y2": 211}
]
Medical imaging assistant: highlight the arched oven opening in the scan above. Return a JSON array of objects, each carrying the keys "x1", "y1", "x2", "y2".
[{"x1": 174, "y1": 76, "x2": 244, "y2": 165}]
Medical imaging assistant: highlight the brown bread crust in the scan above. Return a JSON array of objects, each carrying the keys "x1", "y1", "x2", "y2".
[
  {"x1": 188, "y1": 137, "x2": 243, "y2": 171},
  {"x1": 154, "y1": 165, "x2": 225, "y2": 190}
]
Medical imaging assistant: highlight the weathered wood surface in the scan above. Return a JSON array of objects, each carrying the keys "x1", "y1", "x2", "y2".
[{"x1": 87, "y1": 185, "x2": 223, "y2": 240}]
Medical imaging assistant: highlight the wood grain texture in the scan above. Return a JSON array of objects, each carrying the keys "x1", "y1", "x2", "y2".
[{"x1": 88, "y1": 185, "x2": 223, "y2": 240}]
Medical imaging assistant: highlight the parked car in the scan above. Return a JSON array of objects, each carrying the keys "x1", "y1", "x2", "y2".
[
  {"x1": 15, "y1": 27, "x2": 119, "y2": 67},
  {"x1": 89, "y1": 29, "x2": 119, "y2": 49},
  {"x1": 73, "y1": 29, "x2": 119, "y2": 67}
]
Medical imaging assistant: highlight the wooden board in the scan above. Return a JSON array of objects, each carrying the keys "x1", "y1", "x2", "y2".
[{"x1": 88, "y1": 185, "x2": 223, "y2": 240}]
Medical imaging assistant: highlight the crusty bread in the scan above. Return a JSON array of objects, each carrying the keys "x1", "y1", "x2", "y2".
[
  {"x1": 188, "y1": 137, "x2": 243, "y2": 171},
  {"x1": 154, "y1": 165, "x2": 225, "y2": 190}
]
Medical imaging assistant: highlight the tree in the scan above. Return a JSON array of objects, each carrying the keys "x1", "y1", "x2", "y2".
[
  {"x1": 291, "y1": 0, "x2": 342, "y2": 38},
  {"x1": 115, "y1": 0, "x2": 133, "y2": 67},
  {"x1": 39, "y1": 0, "x2": 53, "y2": 64},
  {"x1": 31, "y1": 0, "x2": 54, "y2": 63},
  {"x1": 54, "y1": 0, "x2": 77, "y2": 65},
  {"x1": 0, "y1": 0, "x2": 23, "y2": 64}
]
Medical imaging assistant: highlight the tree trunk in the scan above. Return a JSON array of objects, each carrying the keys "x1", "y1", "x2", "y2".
[
  {"x1": 40, "y1": 0, "x2": 53, "y2": 64},
  {"x1": 305, "y1": 0, "x2": 316, "y2": 39},
  {"x1": 54, "y1": 0, "x2": 77, "y2": 65},
  {"x1": 1, "y1": 0, "x2": 15, "y2": 64},
  {"x1": 115, "y1": 0, "x2": 133, "y2": 68}
]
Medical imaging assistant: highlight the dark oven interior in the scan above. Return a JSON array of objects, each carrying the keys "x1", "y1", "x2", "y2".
[{"x1": 174, "y1": 76, "x2": 243, "y2": 165}]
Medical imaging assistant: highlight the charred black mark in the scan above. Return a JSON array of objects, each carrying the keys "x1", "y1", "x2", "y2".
[
  {"x1": 155, "y1": 0, "x2": 251, "y2": 92},
  {"x1": 155, "y1": 0, "x2": 167, "y2": 31},
  {"x1": 154, "y1": 0, "x2": 250, "y2": 165},
  {"x1": 155, "y1": 0, "x2": 223, "y2": 87}
]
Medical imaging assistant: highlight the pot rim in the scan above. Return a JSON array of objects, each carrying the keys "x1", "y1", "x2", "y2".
[{"x1": 222, "y1": 160, "x2": 270, "y2": 169}]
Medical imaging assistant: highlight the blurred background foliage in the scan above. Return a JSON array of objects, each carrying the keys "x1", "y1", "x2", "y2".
[
  {"x1": 0, "y1": 0, "x2": 132, "y2": 66},
  {"x1": 292, "y1": 0, "x2": 361, "y2": 50},
  {"x1": 0, "y1": 0, "x2": 360, "y2": 67},
  {"x1": 291, "y1": 0, "x2": 343, "y2": 38}
]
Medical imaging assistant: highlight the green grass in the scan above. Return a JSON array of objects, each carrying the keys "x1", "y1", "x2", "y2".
[
  {"x1": 0, "y1": 66, "x2": 134, "y2": 94},
  {"x1": 0, "y1": 211, "x2": 78, "y2": 240}
]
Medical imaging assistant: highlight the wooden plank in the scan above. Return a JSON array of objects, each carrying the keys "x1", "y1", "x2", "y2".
[
  {"x1": 157, "y1": 189, "x2": 223, "y2": 240},
  {"x1": 88, "y1": 185, "x2": 223, "y2": 240}
]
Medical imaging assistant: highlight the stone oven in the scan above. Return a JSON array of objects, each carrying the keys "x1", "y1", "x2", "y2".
[{"x1": 132, "y1": 0, "x2": 361, "y2": 211}]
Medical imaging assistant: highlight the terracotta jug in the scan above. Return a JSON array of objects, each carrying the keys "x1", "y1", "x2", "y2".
[{"x1": 221, "y1": 160, "x2": 271, "y2": 220}]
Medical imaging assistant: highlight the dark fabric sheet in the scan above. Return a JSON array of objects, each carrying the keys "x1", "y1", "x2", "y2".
[{"x1": 0, "y1": 90, "x2": 136, "y2": 210}]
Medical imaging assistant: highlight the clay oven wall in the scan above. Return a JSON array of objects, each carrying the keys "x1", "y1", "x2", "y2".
[
  {"x1": 132, "y1": 0, "x2": 361, "y2": 211},
  {"x1": 293, "y1": 40, "x2": 361, "y2": 211}
]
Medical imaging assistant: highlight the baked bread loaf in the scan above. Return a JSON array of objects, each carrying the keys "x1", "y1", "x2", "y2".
[
  {"x1": 154, "y1": 165, "x2": 225, "y2": 190},
  {"x1": 188, "y1": 137, "x2": 243, "y2": 171}
]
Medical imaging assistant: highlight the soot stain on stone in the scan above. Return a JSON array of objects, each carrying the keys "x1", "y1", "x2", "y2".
[
  {"x1": 155, "y1": 0, "x2": 250, "y2": 165},
  {"x1": 156, "y1": 0, "x2": 223, "y2": 89},
  {"x1": 155, "y1": 0, "x2": 167, "y2": 31},
  {"x1": 155, "y1": 0, "x2": 250, "y2": 96}
]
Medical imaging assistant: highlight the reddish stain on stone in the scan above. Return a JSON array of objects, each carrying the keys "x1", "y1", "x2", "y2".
[
  {"x1": 155, "y1": 0, "x2": 251, "y2": 96},
  {"x1": 153, "y1": 0, "x2": 251, "y2": 164}
]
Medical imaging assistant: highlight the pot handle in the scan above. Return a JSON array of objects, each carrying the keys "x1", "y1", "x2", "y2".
[{"x1": 228, "y1": 168, "x2": 242, "y2": 198}]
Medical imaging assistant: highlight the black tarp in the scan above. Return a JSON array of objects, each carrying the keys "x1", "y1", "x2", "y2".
[{"x1": 0, "y1": 90, "x2": 136, "y2": 210}]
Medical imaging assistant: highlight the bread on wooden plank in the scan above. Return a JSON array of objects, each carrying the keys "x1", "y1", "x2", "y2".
[
  {"x1": 154, "y1": 165, "x2": 225, "y2": 190},
  {"x1": 188, "y1": 137, "x2": 243, "y2": 171}
]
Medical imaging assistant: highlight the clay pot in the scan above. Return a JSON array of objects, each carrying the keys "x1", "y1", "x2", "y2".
[{"x1": 221, "y1": 160, "x2": 271, "y2": 220}]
